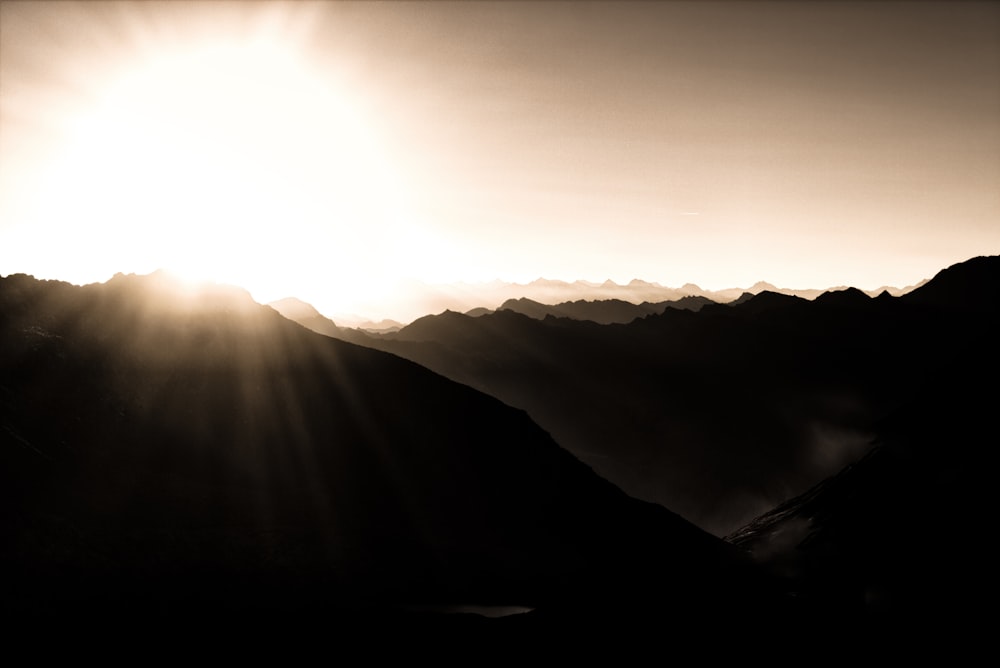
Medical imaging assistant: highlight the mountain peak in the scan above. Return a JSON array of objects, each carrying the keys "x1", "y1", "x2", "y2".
[
  {"x1": 733, "y1": 290, "x2": 806, "y2": 314},
  {"x1": 901, "y1": 255, "x2": 1000, "y2": 310},
  {"x1": 105, "y1": 270, "x2": 258, "y2": 312},
  {"x1": 528, "y1": 278, "x2": 571, "y2": 288},
  {"x1": 269, "y1": 297, "x2": 324, "y2": 322},
  {"x1": 815, "y1": 286, "x2": 872, "y2": 306},
  {"x1": 749, "y1": 281, "x2": 778, "y2": 293}
]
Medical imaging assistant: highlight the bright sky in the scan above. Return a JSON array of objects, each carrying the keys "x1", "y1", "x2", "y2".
[{"x1": 2, "y1": 1, "x2": 998, "y2": 321}]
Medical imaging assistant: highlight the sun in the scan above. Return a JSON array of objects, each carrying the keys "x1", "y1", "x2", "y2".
[{"x1": 13, "y1": 8, "x2": 418, "y2": 315}]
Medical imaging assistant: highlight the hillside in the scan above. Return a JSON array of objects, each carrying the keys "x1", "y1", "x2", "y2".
[
  {"x1": 0, "y1": 270, "x2": 784, "y2": 648},
  {"x1": 324, "y1": 256, "x2": 1000, "y2": 536}
]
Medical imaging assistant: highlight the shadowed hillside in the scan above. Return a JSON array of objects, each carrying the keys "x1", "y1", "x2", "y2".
[
  {"x1": 726, "y1": 346, "x2": 997, "y2": 646},
  {"x1": 0, "y1": 270, "x2": 790, "y2": 651},
  {"x1": 323, "y1": 256, "x2": 1000, "y2": 537}
]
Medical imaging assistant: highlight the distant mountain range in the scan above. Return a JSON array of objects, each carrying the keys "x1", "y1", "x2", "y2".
[
  {"x1": 495, "y1": 294, "x2": 717, "y2": 324},
  {"x1": 3, "y1": 257, "x2": 995, "y2": 653},
  {"x1": 289, "y1": 256, "x2": 999, "y2": 539},
  {"x1": 326, "y1": 276, "x2": 926, "y2": 328}
]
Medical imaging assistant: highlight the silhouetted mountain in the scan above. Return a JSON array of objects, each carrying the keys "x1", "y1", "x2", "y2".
[
  {"x1": 728, "y1": 291, "x2": 756, "y2": 305},
  {"x1": 726, "y1": 347, "x2": 997, "y2": 646},
  {"x1": 499, "y1": 295, "x2": 717, "y2": 324},
  {"x1": 328, "y1": 275, "x2": 915, "y2": 326},
  {"x1": 355, "y1": 318, "x2": 406, "y2": 333},
  {"x1": 813, "y1": 286, "x2": 873, "y2": 308},
  {"x1": 873, "y1": 278, "x2": 928, "y2": 297},
  {"x1": 707, "y1": 282, "x2": 851, "y2": 303},
  {"x1": 652, "y1": 294, "x2": 717, "y2": 312},
  {"x1": 721, "y1": 289, "x2": 808, "y2": 316},
  {"x1": 269, "y1": 295, "x2": 342, "y2": 336},
  {"x1": 0, "y1": 271, "x2": 789, "y2": 648},
  {"x1": 899, "y1": 254, "x2": 999, "y2": 312},
  {"x1": 268, "y1": 297, "x2": 377, "y2": 345},
  {"x1": 269, "y1": 296, "x2": 329, "y2": 322},
  {"x1": 498, "y1": 297, "x2": 562, "y2": 320},
  {"x1": 327, "y1": 256, "x2": 1000, "y2": 538}
]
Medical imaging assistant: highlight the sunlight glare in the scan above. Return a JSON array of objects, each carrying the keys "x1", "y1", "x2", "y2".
[{"x1": 28, "y1": 18, "x2": 418, "y2": 315}]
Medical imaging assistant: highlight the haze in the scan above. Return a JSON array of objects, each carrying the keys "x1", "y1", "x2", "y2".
[{"x1": 1, "y1": 1, "x2": 998, "y2": 322}]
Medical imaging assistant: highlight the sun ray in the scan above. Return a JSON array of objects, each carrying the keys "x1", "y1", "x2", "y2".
[{"x1": 3, "y1": 1, "x2": 422, "y2": 315}]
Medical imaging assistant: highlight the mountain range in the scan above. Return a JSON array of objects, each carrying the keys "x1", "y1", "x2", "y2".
[
  {"x1": 2, "y1": 256, "x2": 995, "y2": 654},
  {"x1": 493, "y1": 294, "x2": 717, "y2": 324},
  {"x1": 726, "y1": 343, "x2": 996, "y2": 643},
  {"x1": 1, "y1": 269, "x2": 790, "y2": 653},
  {"x1": 328, "y1": 275, "x2": 925, "y2": 328},
  {"x1": 286, "y1": 256, "x2": 999, "y2": 539}
]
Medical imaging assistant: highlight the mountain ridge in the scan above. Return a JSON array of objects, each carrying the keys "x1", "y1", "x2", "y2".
[
  {"x1": 1, "y1": 270, "x2": 787, "y2": 645},
  {"x1": 324, "y1": 275, "x2": 925, "y2": 327},
  {"x1": 295, "y1": 255, "x2": 1000, "y2": 536},
  {"x1": 724, "y1": 345, "x2": 997, "y2": 642},
  {"x1": 3, "y1": 257, "x2": 994, "y2": 650}
]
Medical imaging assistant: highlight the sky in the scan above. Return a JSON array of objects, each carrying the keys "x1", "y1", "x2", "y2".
[{"x1": 1, "y1": 1, "x2": 998, "y2": 321}]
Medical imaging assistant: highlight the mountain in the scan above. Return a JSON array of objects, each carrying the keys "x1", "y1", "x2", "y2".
[
  {"x1": 356, "y1": 318, "x2": 406, "y2": 333},
  {"x1": 0, "y1": 271, "x2": 788, "y2": 649},
  {"x1": 813, "y1": 286, "x2": 876, "y2": 307},
  {"x1": 874, "y1": 278, "x2": 928, "y2": 297},
  {"x1": 725, "y1": 347, "x2": 997, "y2": 646},
  {"x1": 268, "y1": 296, "x2": 380, "y2": 345},
  {"x1": 899, "y1": 254, "x2": 999, "y2": 311},
  {"x1": 325, "y1": 276, "x2": 918, "y2": 326},
  {"x1": 316, "y1": 256, "x2": 999, "y2": 538},
  {"x1": 268, "y1": 296, "x2": 330, "y2": 322},
  {"x1": 498, "y1": 295, "x2": 716, "y2": 324}
]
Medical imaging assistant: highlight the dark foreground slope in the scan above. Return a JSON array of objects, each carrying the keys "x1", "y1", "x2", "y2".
[
  {"x1": 727, "y1": 344, "x2": 998, "y2": 648},
  {"x1": 0, "y1": 272, "x2": 786, "y2": 650},
  {"x1": 337, "y1": 255, "x2": 1000, "y2": 536}
]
